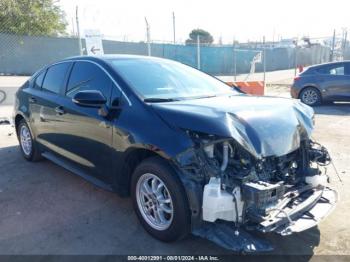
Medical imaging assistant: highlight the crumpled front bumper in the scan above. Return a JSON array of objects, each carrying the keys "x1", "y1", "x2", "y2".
[
  {"x1": 193, "y1": 186, "x2": 338, "y2": 253},
  {"x1": 257, "y1": 187, "x2": 338, "y2": 236}
]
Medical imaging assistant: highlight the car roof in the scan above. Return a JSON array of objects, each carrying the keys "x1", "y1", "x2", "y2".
[{"x1": 308, "y1": 60, "x2": 350, "y2": 70}]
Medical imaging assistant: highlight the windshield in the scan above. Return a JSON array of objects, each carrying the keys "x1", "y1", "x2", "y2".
[{"x1": 109, "y1": 58, "x2": 237, "y2": 101}]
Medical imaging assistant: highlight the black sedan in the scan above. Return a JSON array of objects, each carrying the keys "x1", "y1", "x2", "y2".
[
  {"x1": 291, "y1": 61, "x2": 350, "y2": 106},
  {"x1": 14, "y1": 55, "x2": 337, "y2": 252}
]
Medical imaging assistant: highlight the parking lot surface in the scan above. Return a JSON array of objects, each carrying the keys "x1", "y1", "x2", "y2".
[{"x1": 0, "y1": 76, "x2": 349, "y2": 255}]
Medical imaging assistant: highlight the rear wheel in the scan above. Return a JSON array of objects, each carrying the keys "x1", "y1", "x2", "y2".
[
  {"x1": 300, "y1": 87, "x2": 322, "y2": 106},
  {"x1": 17, "y1": 119, "x2": 42, "y2": 161},
  {"x1": 131, "y1": 156, "x2": 190, "y2": 242}
]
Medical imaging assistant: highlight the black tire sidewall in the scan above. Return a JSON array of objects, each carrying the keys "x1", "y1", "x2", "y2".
[
  {"x1": 131, "y1": 157, "x2": 191, "y2": 242},
  {"x1": 300, "y1": 87, "x2": 321, "y2": 106}
]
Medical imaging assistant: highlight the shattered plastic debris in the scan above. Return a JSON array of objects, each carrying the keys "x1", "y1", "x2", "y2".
[{"x1": 192, "y1": 222, "x2": 273, "y2": 253}]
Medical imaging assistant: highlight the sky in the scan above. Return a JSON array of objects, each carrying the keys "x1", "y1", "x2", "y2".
[{"x1": 59, "y1": 0, "x2": 349, "y2": 44}]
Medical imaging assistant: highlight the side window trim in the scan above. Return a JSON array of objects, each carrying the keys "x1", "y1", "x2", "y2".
[{"x1": 72, "y1": 59, "x2": 131, "y2": 106}]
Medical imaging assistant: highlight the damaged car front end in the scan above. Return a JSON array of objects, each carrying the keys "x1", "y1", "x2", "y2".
[{"x1": 159, "y1": 97, "x2": 338, "y2": 253}]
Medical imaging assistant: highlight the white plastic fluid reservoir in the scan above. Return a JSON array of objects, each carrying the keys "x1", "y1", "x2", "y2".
[
  {"x1": 202, "y1": 177, "x2": 237, "y2": 222},
  {"x1": 305, "y1": 175, "x2": 328, "y2": 187}
]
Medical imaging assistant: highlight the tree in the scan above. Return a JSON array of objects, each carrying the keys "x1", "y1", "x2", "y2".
[
  {"x1": 185, "y1": 29, "x2": 214, "y2": 45},
  {"x1": 0, "y1": 0, "x2": 67, "y2": 36}
]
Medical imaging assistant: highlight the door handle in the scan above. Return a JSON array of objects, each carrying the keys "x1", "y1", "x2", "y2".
[
  {"x1": 55, "y1": 106, "x2": 65, "y2": 115},
  {"x1": 29, "y1": 97, "x2": 36, "y2": 103}
]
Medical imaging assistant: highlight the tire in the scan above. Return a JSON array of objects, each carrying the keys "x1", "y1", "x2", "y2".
[
  {"x1": 131, "y1": 156, "x2": 191, "y2": 242},
  {"x1": 17, "y1": 119, "x2": 42, "y2": 161},
  {"x1": 299, "y1": 87, "x2": 322, "y2": 106}
]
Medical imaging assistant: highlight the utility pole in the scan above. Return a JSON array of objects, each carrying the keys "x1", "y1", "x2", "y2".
[
  {"x1": 263, "y1": 36, "x2": 266, "y2": 89},
  {"x1": 172, "y1": 12, "x2": 176, "y2": 44},
  {"x1": 197, "y1": 35, "x2": 200, "y2": 69},
  {"x1": 331, "y1": 29, "x2": 336, "y2": 61},
  {"x1": 145, "y1": 17, "x2": 151, "y2": 56},
  {"x1": 76, "y1": 6, "x2": 83, "y2": 55}
]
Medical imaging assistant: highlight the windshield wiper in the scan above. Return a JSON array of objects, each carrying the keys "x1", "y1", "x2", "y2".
[
  {"x1": 181, "y1": 94, "x2": 217, "y2": 100},
  {"x1": 143, "y1": 98, "x2": 179, "y2": 103}
]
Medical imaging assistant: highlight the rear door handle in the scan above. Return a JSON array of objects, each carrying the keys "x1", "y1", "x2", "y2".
[
  {"x1": 55, "y1": 106, "x2": 65, "y2": 115},
  {"x1": 29, "y1": 97, "x2": 36, "y2": 103}
]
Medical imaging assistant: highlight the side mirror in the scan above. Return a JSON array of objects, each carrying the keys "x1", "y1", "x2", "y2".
[{"x1": 73, "y1": 90, "x2": 107, "y2": 108}]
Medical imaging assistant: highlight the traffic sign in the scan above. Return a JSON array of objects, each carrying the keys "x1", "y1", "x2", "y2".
[{"x1": 85, "y1": 29, "x2": 104, "y2": 56}]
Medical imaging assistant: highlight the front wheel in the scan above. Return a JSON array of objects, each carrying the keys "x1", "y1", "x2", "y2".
[
  {"x1": 131, "y1": 156, "x2": 191, "y2": 242},
  {"x1": 300, "y1": 87, "x2": 322, "y2": 106},
  {"x1": 17, "y1": 119, "x2": 42, "y2": 161}
]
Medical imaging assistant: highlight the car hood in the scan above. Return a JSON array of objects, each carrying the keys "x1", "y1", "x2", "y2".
[{"x1": 151, "y1": 94, "x2": 314, "y2": 158}]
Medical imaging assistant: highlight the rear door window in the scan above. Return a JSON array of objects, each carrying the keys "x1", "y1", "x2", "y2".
[
  {"x1": 317, "y1": 64, "x2": 345, "y2": 75},
  {"x1": 42, "y1": 62, "x2": 71, "y2": 94},
  {"x1": 330, "y1": 65, "x2": 344, "y2": 75},
  {"x1": 66, "y1": 61, "x2": 112, "y2": 104}
]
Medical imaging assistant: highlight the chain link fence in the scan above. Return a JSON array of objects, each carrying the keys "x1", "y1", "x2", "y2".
[
  {"x1": 0, "y1": 1, "x2": 332, "y2": 79},
  {"x1": 0, "y1": 31, "x2": 331, "y2": 76}
]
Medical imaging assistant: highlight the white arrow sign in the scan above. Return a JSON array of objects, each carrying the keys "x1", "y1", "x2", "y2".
[{"x1": 85, "y1": 29, "x2": 104, "y2": 56}]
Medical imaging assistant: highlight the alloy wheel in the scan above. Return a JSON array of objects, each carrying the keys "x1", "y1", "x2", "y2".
[
  {"x1": 301, "y1": 89, "x2": 319, "y2": 105},
  {"x1": 20, "y1": 125, "x2": 32, "y2": 156},
  {"x1": 136, "y1": 173, "x2": 174, "y2": 231}
]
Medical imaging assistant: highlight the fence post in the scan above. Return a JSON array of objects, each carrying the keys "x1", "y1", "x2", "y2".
[
  {"x1": 145, "y1": 17, "x2": 151, "y2": 56},
  {"x1": 330, "y1": 29, "x2": 336, "y2": 61},
  {"x1": 294, "y1": 39, "x2": 298, "y2": 77},
  {"x1": 197, "y1": 35, "x2": 200, "y2": 69},
  {"x1": 233, "y1": 46, "x2": 237, "y2": 82},
  {"x1": 263, "y1": 36, "x2": 266, "y2": 89},
  {"x1": 76, "y1": 6, "x2": 83, "y2": 56}
]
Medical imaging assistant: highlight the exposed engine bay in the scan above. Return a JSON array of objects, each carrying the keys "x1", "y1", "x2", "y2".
[{"x1": 175, "y1": 132, "x2": 338, "y2": 252}]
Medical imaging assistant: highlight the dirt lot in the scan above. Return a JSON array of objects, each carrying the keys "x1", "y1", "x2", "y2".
[{"x1": 0, "y1": 76, "x2": 349, "y2": 256}]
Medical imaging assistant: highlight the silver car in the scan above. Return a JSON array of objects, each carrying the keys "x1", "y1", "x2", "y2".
[{"x1": 291, "y1": 61, "x2": 350, "y2": 106}]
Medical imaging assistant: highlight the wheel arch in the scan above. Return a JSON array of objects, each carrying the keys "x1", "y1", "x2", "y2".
[
  {"x1": 113, "y1": 147, "x2": 173, "y2": 197},
  {"x1": 14, "y1": 113, "x2": 26, "y2": 135},
  {"x1": 114, "y1": 146, "x2": 202, "y2": 226}
]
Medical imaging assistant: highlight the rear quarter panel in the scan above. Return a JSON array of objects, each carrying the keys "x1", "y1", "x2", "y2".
[{"x1": 292, "y1": 75, "x2": 320, "y2": 98}]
